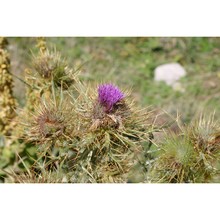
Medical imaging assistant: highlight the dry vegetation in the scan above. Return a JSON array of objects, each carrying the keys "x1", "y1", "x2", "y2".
[{"x1": 0, "y1": 37, "x2": 220, "y2": 183}]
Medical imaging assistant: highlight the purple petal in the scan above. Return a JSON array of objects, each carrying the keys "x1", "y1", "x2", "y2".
[{"x1": 98, "y1": 84, "x2": 124, "y2": 112}]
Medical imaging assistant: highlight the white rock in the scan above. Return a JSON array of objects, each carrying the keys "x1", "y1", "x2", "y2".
[{"x1": 154, "y1": 63, "x2": 186, "y2": 86}]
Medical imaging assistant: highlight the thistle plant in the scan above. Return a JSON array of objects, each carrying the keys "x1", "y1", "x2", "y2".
[
  {"x1": 68, "y1": 82, "x2": 154, "y2": 183},
  {"x1": 148, "y1": 133, "x2": 196, "y2": 183},
  {"x1": 186, "y1": 114, "x2": 220, "y2": 182},
  {"x1": 147, "y1": 113, "x2": 220, "y2": 183},
  {"x1": 0, "y1": 37, "x2": 17, "y2": 136},
  {"x1": 25, "y1": 38, "x2": 78, "y2": 112},
  {"x1": 8, "y1": 39, "x2": 81, "y2": 182},
  {"x1": 2, "y1": 40, "x2": 156, "y2": 183},
  {"x1": 21, "y1": 97, "x2": 70, "y2": 145},
  {"x1": 17, "y1": 81, "x2": 154, "y2": 183},
  {"x1": 32, "y1": 48, "x2": 76, "y2": 89},
  {"x1": 17, "y1": 91, "x2": 78, "y2": 176}
]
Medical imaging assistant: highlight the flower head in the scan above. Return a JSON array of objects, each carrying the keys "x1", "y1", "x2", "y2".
[{"x1": 98, "y1": 84, "x2": 124, "y2": 113}]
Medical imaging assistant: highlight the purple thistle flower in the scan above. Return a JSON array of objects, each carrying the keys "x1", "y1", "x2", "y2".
[{"x1": 98, "y1": 84, "x2": 125, "y2": 113}]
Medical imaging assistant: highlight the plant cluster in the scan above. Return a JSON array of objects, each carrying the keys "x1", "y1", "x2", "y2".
[
  {"x1": 1, "y1": 37, "x2": 155, "y2": 183},
  {"x1": 0, "y1": 37, "x2": 220, "y2": 183},
  {"x1": 147, "y1": 114, "x2": 220, "y2": 183}
]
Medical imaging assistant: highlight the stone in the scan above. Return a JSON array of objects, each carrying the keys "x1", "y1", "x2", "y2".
[{"x1": 154, "y1": 63, "x2": 186, "y2": 86}]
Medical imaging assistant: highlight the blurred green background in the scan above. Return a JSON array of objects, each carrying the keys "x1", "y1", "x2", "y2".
[{"x1": 8, "y1": 37, "x2": 220, "y2": 123}]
